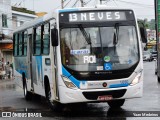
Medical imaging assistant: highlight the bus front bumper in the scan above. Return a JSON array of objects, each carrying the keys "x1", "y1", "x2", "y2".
[{"x1": 58, "y1": 81, "x2": 143, "y2": 104}]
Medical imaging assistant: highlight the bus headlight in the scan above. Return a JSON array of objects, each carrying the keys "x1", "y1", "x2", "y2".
[
  {"x1": 130, "y1": 72, "x2": 142, "y2": 86},
  {"x1": 61, "y1": 76, "x2": 77, "y2": 89}
]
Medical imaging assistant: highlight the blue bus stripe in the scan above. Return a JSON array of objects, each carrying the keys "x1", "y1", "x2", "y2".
[
  {"x1": 62, "y1": 66, "x2": 71, "y2": 77},
  {"x1": 109, "y1": 83, "x2": 129, "y2": 88},
  {"x1": 59, "y1": 9, "x2": 79, "y2": 13}
]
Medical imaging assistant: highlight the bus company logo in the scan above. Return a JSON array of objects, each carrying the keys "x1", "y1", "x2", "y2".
[
  {"x1": 2, "y1": 112, "x2": 11, "y2": 117},
  {"x1": 104, "y1": 56, "x2": 110, "y2": 62},
  {"x1": 88, "y1": 82, "x2": 101, "y2": 87}
]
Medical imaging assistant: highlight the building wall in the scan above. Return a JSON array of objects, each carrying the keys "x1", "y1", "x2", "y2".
[
  {"x1": 3, "y1": 51, "x2": 12, "y2": 64},
  {"x1": 12, "y1": 11, "x2": 37, "y2": 30},
  {"x1": 0, "y1": 0, "x2": 12, "y2": 36},
  {"x1": 0, "y1": 0, "x2": 13, "y2": 64},
  {"x1": 0, "y1": 0, "x2": 37, "y2": 65}
]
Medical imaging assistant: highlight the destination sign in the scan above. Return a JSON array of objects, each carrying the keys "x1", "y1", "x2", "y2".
[{"x1": 69, "y1": 11, "x2": 127, "y2": 22}]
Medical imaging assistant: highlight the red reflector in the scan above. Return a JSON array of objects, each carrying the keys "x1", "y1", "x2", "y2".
[{"x1": 103, "y1": 82, "x2": 107, "y2": 87}]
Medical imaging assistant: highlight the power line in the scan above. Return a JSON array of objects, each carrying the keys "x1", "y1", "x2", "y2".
[
  {"x1": 80, "y1": 0, "x2": 84, "y2": 7},
  {"x1": 112, "y1": 0, "x2": 118, "y2": 6},
  {"x1": 53, "y1": 5, "x2": 61, "y2": 10},
  {"x1": 72, "y1": 0, "x2": 79, "y2": 7},
  {"x1": 64, "y1": 0, "x2": 72, "y2": 8},
  {"x1": 84, "y1": 0, "x2": 93, "y2": 5},
  {"x1": 104, "y1": 0, "x2": 111, "y2": 4},
  {"x1": 116, "y1": 0, "x2": 154, "y2": 8}
]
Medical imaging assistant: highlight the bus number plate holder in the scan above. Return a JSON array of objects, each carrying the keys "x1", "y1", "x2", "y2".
[{"x1": 97, "y1": 95, "x2": 113, "y2": 101}]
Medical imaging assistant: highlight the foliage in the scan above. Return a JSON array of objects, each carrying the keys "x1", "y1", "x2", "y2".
[
  {"x1": 148, "y1": 19, "x2": 155, "y2": 30},
  {"x1": 138, "y1": 18, "x2": 155, "y2": 30}
]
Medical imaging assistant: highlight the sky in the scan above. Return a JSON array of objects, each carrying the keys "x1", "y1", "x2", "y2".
[{"x1": 11, "y1": 0, "x2": 155, "y2": 20}]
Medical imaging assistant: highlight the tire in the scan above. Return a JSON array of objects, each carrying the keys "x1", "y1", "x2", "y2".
[
  {"x1": 107, "y1": 99, "x2": 125, "y2": 108},
  {"x1": 45, "y1": 82, "x2": 63, "y2": 111},
  {"x1": 23, "y1": 78, "x2": 32, "y2": 101},
  {"x1": 157, "y1": 76, "x2": 160, "y2": 83},
  {"x1": 155, "y1": 71, "x2": 157, "y2": 75}
]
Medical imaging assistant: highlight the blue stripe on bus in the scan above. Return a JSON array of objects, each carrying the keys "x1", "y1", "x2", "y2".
[
  {"x1": 62, "y1": 66, "x2": 82, "y2": 88},
  {"x1": 69, "y1": 76, "x2": 80, "y2": 88},
  {"x1": 59, "y1": 8, "x2": 79, "y2": 13},
  {"x1": 17, "y1": 69, "x2": 25, "y2": 75},
  {"x1": 62, "y1": 66, "x2": 71, "y2": 77},
  {"x1": 109, "y1": 83, "x2": 129, "y2": 88},
  {"x1": 35, "y1": 56, "x2": 43, "y2": 80}
]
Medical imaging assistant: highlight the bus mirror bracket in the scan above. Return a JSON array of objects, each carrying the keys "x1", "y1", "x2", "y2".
[
  {"x1": 51, "y1": 28, "x2": 58, "y2": 46},
  {"x1": 140, "y1": 27, "x2": 147, "y2": 43},
  {"x1": 138, "y1": 21, "x2": 147, "y2": 43}
]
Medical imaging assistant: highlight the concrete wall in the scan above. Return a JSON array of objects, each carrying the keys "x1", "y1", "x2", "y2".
[
  {"x1": 0, "y1": 0, "x2": 12, "y2": 35},
  {"x1": 12, "y1": 11, "x2": 37, "y2": 30}
]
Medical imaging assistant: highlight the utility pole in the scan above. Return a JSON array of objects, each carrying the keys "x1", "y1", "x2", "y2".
[
  {"x1": 80, "y1": 0, "x2": 84, "y2": 7},
  {"x1": 23, "y1": 0, "x2": 25, "y2": 8},
  {"x1": 99, "y1": 0, "x2": 106, "y2": 5},
  {"x1": 100, "y1": 0, "x2": 102, "y2": 4},
  {"x1": 155, "y1": 0, "x2": 158, "y2": 51},
  {"x1": 61, "y1": 0, "x2": 64, "y2": 9},
  {"x1": 33, "y1": 0, "x2": 34, "y2": 11}
]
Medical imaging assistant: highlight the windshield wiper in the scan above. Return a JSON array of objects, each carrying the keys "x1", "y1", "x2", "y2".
[
  {"x1": 113, "y1": 23, "x2": 119, "y2": 53},
  {"x1": 78, "y1": 24, "x2": 91, "y2": 45}
]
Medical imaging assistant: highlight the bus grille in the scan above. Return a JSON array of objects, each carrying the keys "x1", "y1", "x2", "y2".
[{"x1": 82, "y1": 89, "x2": 127, "y2": 100}]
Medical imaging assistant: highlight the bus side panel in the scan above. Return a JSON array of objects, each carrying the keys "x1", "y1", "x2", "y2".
[
  {"x1": 31, "y1": 56, "x2": 45, "y2": 96},
  {"x1": 14, "y1": 57, "x2": 28, "y2": 89},
  {"x1": 42, "y1": 55, "x2": 55, "y2": 97}
]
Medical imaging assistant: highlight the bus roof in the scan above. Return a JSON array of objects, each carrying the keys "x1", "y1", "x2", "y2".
[
  {"x1": 14, "y1": 5, "x2": 135, "y2": 33},
  {"x1": 13, "y1": 11, "x2": 56, "y2": 33},
  {"x1": 57, "y1": 5, "x2": 135, "y2": 13}
]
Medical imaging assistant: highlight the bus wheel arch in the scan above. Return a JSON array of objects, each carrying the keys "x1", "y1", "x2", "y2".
[
  {"x1": 44, "y1": 76, "x2": 63, "y2": 111},
  {"x1": 22, "y1": 73, "x2": 32, "y2": 101},
  {"x1": 44, "y1": 76, "x2": 55, "y2": 108},
  {"x1": 44, "y1": 76, "x2": 50, "y2": 99}
]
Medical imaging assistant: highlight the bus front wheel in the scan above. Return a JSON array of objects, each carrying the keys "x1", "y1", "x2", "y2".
[
  {"x1": 45, "y1": 83, "x2": 63, "y2": 111},
  {"x1": 107, "y1": 99, "x2": 125, "y2": 108},
  {"x1": 45, "y1": 84, "x2": 54, "y2": 106},
  {"x1": 157, "y1": 76, "x2": 160, "y2": 83},
  {"x1": 23, "y1": 79, "x2": 32, "y2": 101}
]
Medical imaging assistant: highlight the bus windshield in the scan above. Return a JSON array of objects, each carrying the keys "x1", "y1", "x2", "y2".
[{"x1": 60, "y1": 25, "x2": 139, "y2": 72}]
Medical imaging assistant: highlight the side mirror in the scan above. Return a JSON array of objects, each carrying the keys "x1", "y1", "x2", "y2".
[
  {"x1": 140, "y1": 27, "x2": 147, "y2": 43},
  {"x1": 51, "y1": 28, "x2": 58, "y2": 46}
]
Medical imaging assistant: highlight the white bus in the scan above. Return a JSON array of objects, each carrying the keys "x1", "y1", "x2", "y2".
[{"x1": 13, "y1": 6, "x2": 146, "y2": 108}]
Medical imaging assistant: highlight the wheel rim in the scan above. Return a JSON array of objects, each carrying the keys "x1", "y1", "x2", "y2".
[
  {"x1": 47, "y1": 86, "x2": 54, "y2": 106},
  {"x1": 24, "y1": 84, "x2": 27, "y2": 96},
  {"x1": 48, "y1": 90, "x2": 51, "y2": 100}
]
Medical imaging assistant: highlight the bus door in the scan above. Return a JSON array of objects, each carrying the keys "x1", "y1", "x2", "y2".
[
  {"x1": 50, "y1": 20, "x2": 59, "y2": 100},
  {"x1": 28, "y1": 34, "x2": 34, "y2": 91}
]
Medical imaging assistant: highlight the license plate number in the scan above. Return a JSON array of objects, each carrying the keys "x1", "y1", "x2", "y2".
[{"x1": 97, "y1": 95, "x2": 113, "y2": 101}]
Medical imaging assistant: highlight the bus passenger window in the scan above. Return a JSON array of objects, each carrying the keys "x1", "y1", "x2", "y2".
[
  {"x1": 42, "y1": 23, "x2": 50, "y2": 55},
  {"x1": 23, "y1": 31, "x2": 27, "y2": 56},
  {"x1": 34, "y1": 26, "x2": 41, "y2": 55},
  {"x1": 19, "y1": 33, "x2": 23, "y2": 56},
  {"x1": 14, "y1": 33, "x2": 18, "y2": 56}
]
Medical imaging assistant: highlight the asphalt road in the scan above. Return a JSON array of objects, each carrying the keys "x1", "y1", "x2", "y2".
[{"x1": 0, "y1": 61, "x2": 160, "y2": 120}]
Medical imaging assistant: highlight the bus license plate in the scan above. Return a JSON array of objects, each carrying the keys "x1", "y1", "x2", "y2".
[{"x1": 97, "y1": 95, "x2": 113, "y2": 101}]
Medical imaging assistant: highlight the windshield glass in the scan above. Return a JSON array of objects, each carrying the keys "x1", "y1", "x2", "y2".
[
  {"x1": 143, "y1": 51, "x2": 150, "y2": 55},
  {"x1": 60, "y1": 25, "x2": 139, "y2": 72}
]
